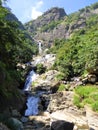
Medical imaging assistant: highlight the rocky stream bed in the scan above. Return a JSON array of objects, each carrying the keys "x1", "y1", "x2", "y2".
[{"x1": 1, "y1": 54, "x2": 98, "y2": 130}]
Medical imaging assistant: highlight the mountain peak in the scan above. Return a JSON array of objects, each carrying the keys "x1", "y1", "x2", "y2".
[{"x1": 43, "y1": 7, "x2": 67, "y2": 20}]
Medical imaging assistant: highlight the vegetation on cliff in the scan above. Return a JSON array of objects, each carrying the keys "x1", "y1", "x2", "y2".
[
  {"x1": 49, "y1": 3, "x2": 98, "y2": 80},
  {"x1": 0, "y1": 2, "x2": 38, "y2": 109}
]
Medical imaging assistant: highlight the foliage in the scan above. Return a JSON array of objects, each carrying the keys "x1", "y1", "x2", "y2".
[
  {"x1": 56, "y1": 72, "x2": 65, "y2": 80},
  {"x1": 91, "y1": 2, "x2": 98, "y2": 9},
  {"x1": 51, "y1": 18, "x2": 98, "y2": 79},
  {"x1": 36, "y1": 63, "x2": 46, "y2": 74},
  {"x1": 40, "y1": 20, "x2": 61, "y2": 32},
  {"x1": 0, "y1": 5, "x2": 38, "y2": 103},
  {"x1": 57, "y1": 84, "x2": 65, "y2": 91},
  {"x1": 73, "y1": 85, "x2": 98, "y2": 111}
]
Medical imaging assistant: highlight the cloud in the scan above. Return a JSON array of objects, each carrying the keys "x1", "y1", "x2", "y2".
[
  {"x1": 31, "y1": 8, "x2": 42, "y2": 19},
  {"x1": 31, "y1": 0, "x2": 43, "y2": 20}
]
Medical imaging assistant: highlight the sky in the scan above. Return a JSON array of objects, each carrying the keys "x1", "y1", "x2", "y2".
[{"x1": 7, "y1": 0, "x2": 98, "y2": 23}]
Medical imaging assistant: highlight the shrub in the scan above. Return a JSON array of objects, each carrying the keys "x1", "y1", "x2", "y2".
[
  {"x1": 36, "y1": 63, "x2": 46, "y2": 74},
  {"x1": 57, "y1": 84, "x2": 65, "y2": 91},
  {"x1": 56, "y1": 72, "x2": 65, "y2": 80}
]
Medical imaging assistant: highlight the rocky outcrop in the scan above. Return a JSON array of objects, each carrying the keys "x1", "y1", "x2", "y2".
[
  {"x1": 25, "y1": 4, "x2": 98, "y2": 47},
  {"x1": 32, "y1": 70, "x2": 59, "y2": 92},
  {"x1": 32, "y1": 54, "x2": 56, "y2": 69},
  {"x1": 25, "y1": 7, "x2": 66, "y2": 31}
]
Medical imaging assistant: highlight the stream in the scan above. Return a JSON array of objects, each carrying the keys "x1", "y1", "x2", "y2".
[
  {"x1": 23, "y1": 69, "x2": 40, "y2": 116},
  {"x1": 23, "y1": 53, "x2": 56, "y2": 116}
]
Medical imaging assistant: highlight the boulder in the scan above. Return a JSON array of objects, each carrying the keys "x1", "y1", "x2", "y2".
[
  {"x1": 7, "y1": 118, "x2": 23, "y2": 130},
  {"x1": 32, "y1": 70, "x2": 59, "y2": 92},
  {"x1": 87, "y1": 74, "x2": 97, "y2": 83},
  {"x1": 51, "y1": 120, "x2": 74, "y2": 130},
  {"x1": 47, "y1": 91, "x2": 74, "y2": 112}
]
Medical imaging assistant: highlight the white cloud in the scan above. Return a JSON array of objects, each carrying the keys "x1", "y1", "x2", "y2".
[
  {"x1": 31, "y1": 8, "x2": 42, "y2": 19},
  {"x1": 31, "y1": 0, "x2": 43, "y2": 20}
]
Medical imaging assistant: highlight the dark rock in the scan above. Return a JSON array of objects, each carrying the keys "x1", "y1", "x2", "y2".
[
  {"x1": 7, "y1": 117, "x2": 24, "y2": 130},
  {"x1": 51, "y1": 120, "x2": 74, "y2": 130},
  {"x1": 87, "y1": 74, "x2": 97, "y2": 83},
  {"x1": 0, "y1": 122, "x2": 10, "y2": 130}
]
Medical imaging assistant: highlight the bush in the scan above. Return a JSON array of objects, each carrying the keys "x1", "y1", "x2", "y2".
[
  {"x1": 36, "y1": 63, "x2": 46, "y2": 74},
  {"x1": 57, "y1": 84, "x2": 65, "y2": 91},
  {"x1": 56, "y1": 73, "x2": 65, "y2": 80}
]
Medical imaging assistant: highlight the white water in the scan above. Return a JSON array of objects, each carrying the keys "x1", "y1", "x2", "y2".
[
  {"x1": 24, "y1": 70, "x2": 37, "y2": 91},
  {"x1": 25, "y1": 96, "x2": 39, "y2": 116},
  {"x1": 38, "y1": 42, "x2": 42, "y2": 55},
  {"x1": 24, "y1": 69, "x2": 40, "y2": 116}
]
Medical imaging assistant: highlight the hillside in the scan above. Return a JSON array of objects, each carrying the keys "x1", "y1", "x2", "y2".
[
  {"x1": 24, "y1": 2, "x2": 98, "y2": 81},
  {"x1": 0, "y1": 1, "x2": 98, "y2": 130},
  {"x1": 25, "y1": 2, "x2": 98, "y2": 47},
  {"x1": 0, "y1": 3, "x2": 38, "y2": 110},
  {"x1": 25, "y1": 2, "x2": 98, "y2": 113}
]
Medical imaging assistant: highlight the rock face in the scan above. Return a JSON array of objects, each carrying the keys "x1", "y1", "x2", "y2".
[
  {"x1": 42, "y1": 7, "x2": 66, "y2": 21},
  {"x1": 31, "y1": 69, "x2": 60, "y2": 94},
  {"x1": 25, "y1": 7, "x2": 66, "y2": 31},
  {"x1": 25, "y1": 7, "x2": 67, "y2": 46},
  {"x1": 25, "y1": 4, "x2": 98, "y2": 47}
]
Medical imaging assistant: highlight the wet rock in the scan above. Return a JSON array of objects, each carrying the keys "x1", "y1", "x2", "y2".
[{"x1": 20, "y1": 116, "x2": 28, "y2": 123}]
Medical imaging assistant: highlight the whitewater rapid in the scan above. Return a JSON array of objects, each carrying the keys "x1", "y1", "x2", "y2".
[{"x1": 24, "y1": 69, "x2": 39, "y2": 116}]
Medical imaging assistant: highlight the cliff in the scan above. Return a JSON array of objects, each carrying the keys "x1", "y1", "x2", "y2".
[{"x1": 25, "y1": 3, "x2": 98, "y2": 47}]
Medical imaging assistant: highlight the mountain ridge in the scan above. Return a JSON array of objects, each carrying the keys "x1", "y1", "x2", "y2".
[{"x1": 25, "y1": 2, "x2": 98, "y2": 47}]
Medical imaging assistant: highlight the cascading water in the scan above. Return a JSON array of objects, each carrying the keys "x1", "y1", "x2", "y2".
[
  {"x1": 24, "y1": 70, "x2": 37, "y2": 91},
  {"x1": 38, "y1": 41, "x2": 42, "y2": 55},
  {"x1": 25, "y1": 95, "x2": 39, "y2": 116},
  {"x1": 23, "y1": 69, "x2": 39, "y2": 116},
  {"x1": 23, "y1": 54, "x2": 55, "y2": 116}
]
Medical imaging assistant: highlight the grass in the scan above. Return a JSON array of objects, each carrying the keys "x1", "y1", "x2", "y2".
[
  {"x1": 73, "y1": 85, "x2": 98, "y2": 111},
  {"x1": 57, "y1": 84, "x2": 65, "y2": 91}
]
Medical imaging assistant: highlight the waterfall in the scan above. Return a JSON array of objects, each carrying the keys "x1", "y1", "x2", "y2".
[
  {"x1": 25, "y1": 95, "x2": 39, "y2": 116},
  {"x1": 24, "y1": 70, "x2": 37, "y2": 91},
  {"x1": 38, "y1": 41, "x2": 42, "y2": 55},
  {"x1": 23, "y1": 69, "x2": 39, "y2": 116}
]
